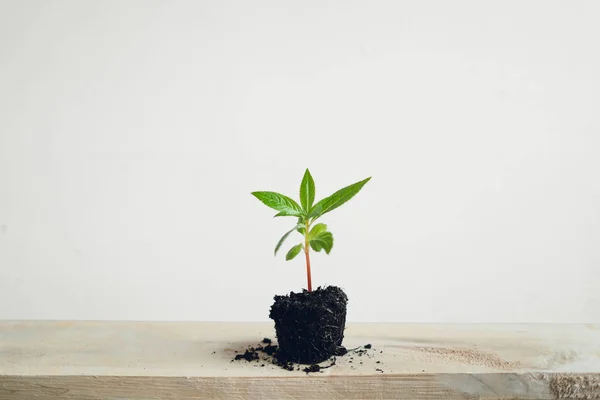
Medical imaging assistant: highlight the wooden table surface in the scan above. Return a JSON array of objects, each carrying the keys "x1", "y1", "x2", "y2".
[{"x1": 1, "y1": 321, "x2": 599, "y2": 399}]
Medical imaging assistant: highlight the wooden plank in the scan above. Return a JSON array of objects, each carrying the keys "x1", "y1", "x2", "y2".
[{"x1": 1, "y1": 321, "x2": 599, "y2": 399}]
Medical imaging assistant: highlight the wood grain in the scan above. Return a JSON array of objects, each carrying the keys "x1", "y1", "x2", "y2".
[{"x1": 1, "y1": 321, "x2": 599, "y2": 399}]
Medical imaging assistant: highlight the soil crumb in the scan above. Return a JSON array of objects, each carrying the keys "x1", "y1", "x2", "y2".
[
  {"x1": 231, "y1": 341, "x2": 296, "y2": 371},
  {"x1": 302, "y1": 357, "x2": 337, "y2": 374},
  {"x1": 355, "y1": 349, "x2": 368, "y2": 357},
  {"x1": 416, "y1": 346, "x2": 521, "y2": 370},
  {"x1": 334, "y1": 346, "x2": 348, "y2": 356},
  {"x1": 263, "y1": 344, "x2": 278, "y2": 356},
  {"x1": 234, "y1": 348, "x2": 259, "y2": 362},
  {"x1": 303, "y1": 364, "x2": 321, "y2": 373},
  {"x1": 231, "y1": 340, "x2": 375, "y2": 373}
]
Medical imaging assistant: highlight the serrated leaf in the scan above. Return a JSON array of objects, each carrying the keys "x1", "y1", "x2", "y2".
[
  {"x1": 273, "y1": 210, "x2": 300, "y2": 218},
  {"x1": 310, "y1": 231, "x2": 333, "y2": 254},
  {"x1": 286, "y1": 244, "x2": 303, "y2": 260},
  {"x1": 312, "y1": 177, "x2": 370, "y2": 219},
  {"x1": 308, "y1": 223, "x2": 327, "y2": 240},
  {"x1": 252, "y1": 191, "x2": 304, "y2": 217},
  {"x1": 307, "y1": 204, "x2": 322, "y2": 219},
  {"x1": 275, "y1": 224, "x2": 303, "y2": 256},
  {"x1": 299, "y1": 168, "x2": 315, "y2": 212}
]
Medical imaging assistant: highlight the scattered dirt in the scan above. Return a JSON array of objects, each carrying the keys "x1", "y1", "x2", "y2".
[
  {"x1": 302, "y1": 358, "x2": 337, "y2": 374},
  {"x1": 269, "y1": 286, "x2": 348, "y2": 364},
  {"x1": 415, "y1": 346, "x2": 521, "y2": 370},
  {"x1": 229, "y1": 286, "x2": 388, "y2": 374},
  {"x1": 262, "y1": 344, "x2": 278, "y2": 356},
  {"x1": 231, "y1": 338, "x2": 381, "y2": 374},
  {"x1": 334, "y1": 346, "x2": 348, "y2": 356},
  {"x1": 303, "y1": 364, "x2": 321, "y2": 373},
  {"x1": 234, "y1": 348, "x2": 259, "y2": 362},
  {"x1": 355, "y1": 349, "x2": 368, "y2": 357}
]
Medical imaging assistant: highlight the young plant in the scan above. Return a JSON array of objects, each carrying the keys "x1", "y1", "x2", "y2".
[{"x1": 251, "y1": 169, "x2": 370, "y2": 292}]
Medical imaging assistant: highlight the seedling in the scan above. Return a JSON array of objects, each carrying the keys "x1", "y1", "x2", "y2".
[{"x1": 252, "y1": 169, "x2": 370, "y2": 292}]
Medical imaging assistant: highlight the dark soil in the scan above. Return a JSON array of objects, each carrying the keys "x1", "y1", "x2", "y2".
[
  {"x1": 334, "y1": 346, "x2": 348, "y2": 356},
  {"x1": 228, "y1": 285, "x2": 384, "y2": 373},
  {"x1": 269, "y1": 285, "x2": 348, "y2": 364},
  {"x1": 230, "y1": 339, "x2": 383, "y2": 374},
  {"x1": 302, "y1": 364, "x2": 321, "y2": 373},
  {"x1": 234, "y1": 348, "x2": 259, "y2": 362},
  {"x1": 262, "y1": 344, "x2": 278, "y2": 355}
]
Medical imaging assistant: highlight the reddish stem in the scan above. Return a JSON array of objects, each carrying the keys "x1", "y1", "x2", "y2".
[
  {"x1": 304, "y1": 245, "x2": 312, "y2": 292},
  {"x1": 304, "y1": 218, "x2": 313, "y2": 292}
]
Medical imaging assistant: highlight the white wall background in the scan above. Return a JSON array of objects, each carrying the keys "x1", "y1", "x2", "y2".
[{"x1": 1, "y1": 0, "x2": 599, "y2": 322}]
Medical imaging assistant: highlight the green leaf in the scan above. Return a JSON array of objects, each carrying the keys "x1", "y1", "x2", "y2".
[
  {"x1": 275, "y1": 224, "x2": 303, "y2": 256},
  {"x1": 299, "y1": 168, "x2": 315, "y2": 212},
  {"x1": 311, "y1": 177, "x2": 371, "y2": 219},
  {"x1": 286, "y1": 244, "x2": 303, "y2": 260},
  {"x1": 308, "y1": 223, "x2": 327, "y2": 240},
  {"x1": 296, "y1": 217, "x2": 306, "y2": 235},
  {"x1": 251, "y1": 191, "x2": 303, "y2": 217},
  {"x1": 310, "y1": 231, "x2": 333, "y2": 254},
  {"x1": 310, "y1": 240, "x2": 323, "y2": 252},
  {"x1": 307, "y1": 204, "x2": 323, "y2": 219},
  {"x1": 273, "y1": 211, "x2": 300, "y2": 218}
]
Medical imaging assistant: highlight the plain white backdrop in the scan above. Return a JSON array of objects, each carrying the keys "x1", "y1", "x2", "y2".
[{"x1": 1, "y1": 1, "x2": 599, "y2": 322}]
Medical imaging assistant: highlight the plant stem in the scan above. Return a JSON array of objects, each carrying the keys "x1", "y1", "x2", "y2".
[
  {"x1": 304, "y1": 220, "x2": 312, "y2": 292},
  {"x1": 304, "y1": 242, "x2": 312, "y2": 292}
]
